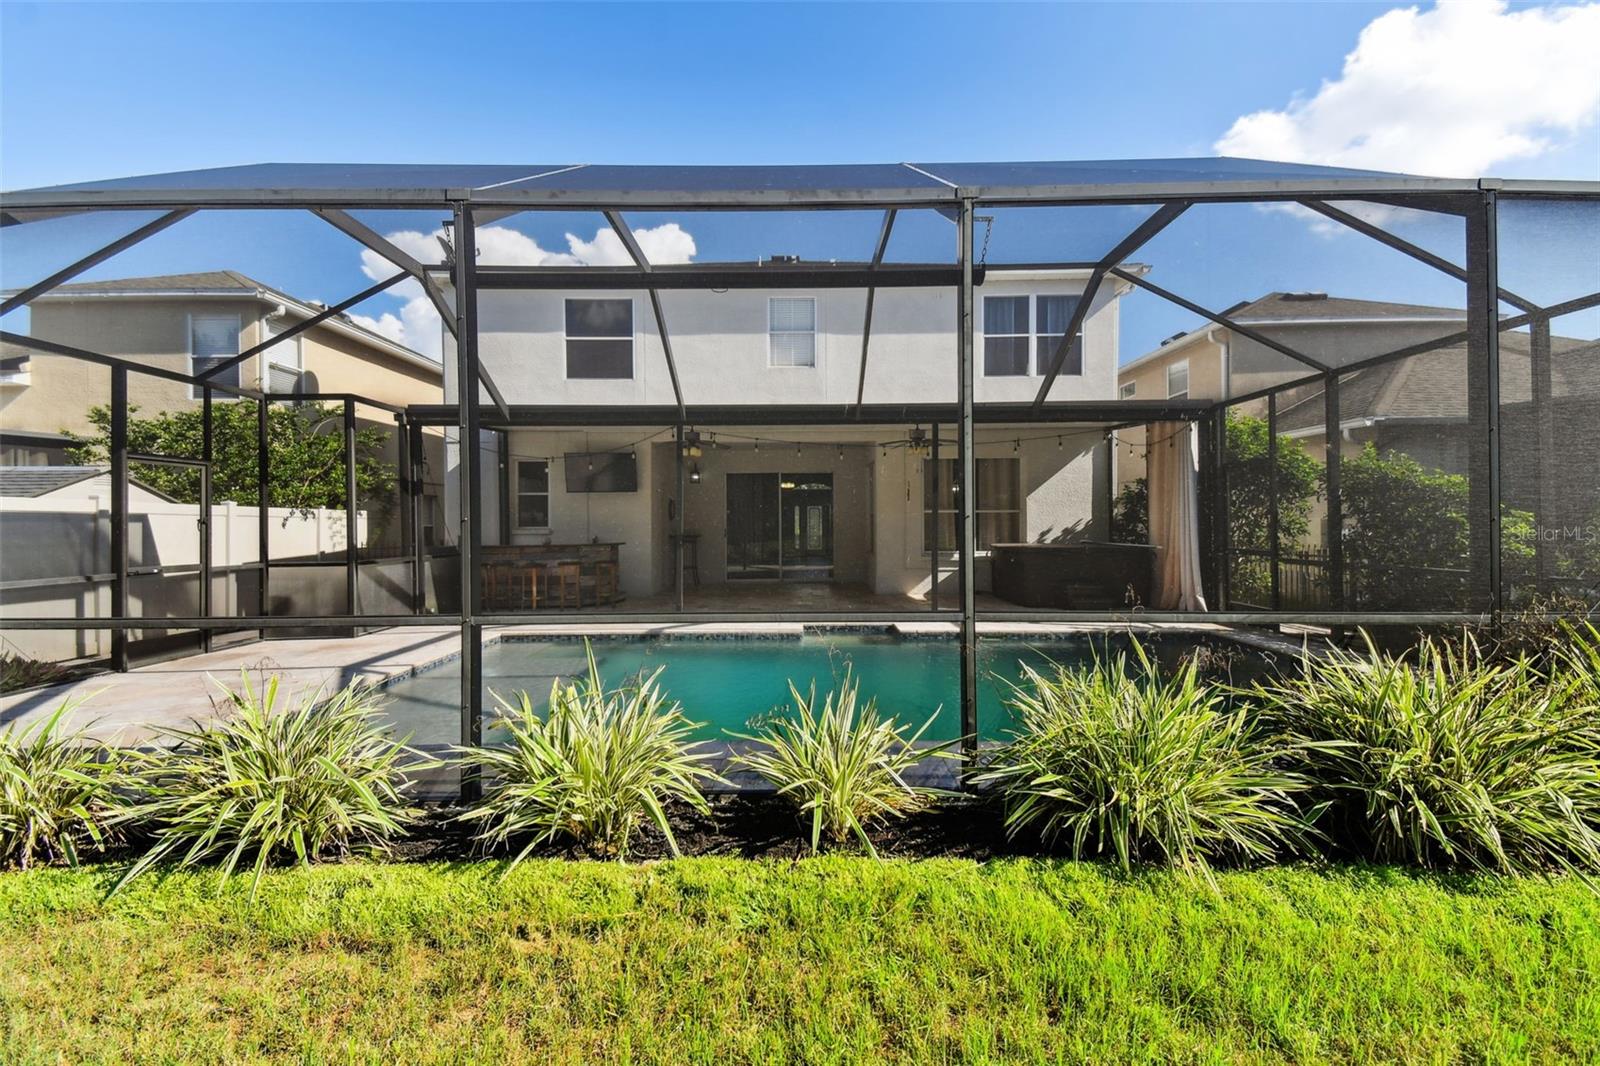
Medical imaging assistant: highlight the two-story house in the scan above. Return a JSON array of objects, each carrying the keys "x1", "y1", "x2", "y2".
[
  {"x1": 445, "y1": 265, "x2": 1133, "y2": 603},
  {"x1": 0, "y1": 270, "x2": 451, "y2": 542}
]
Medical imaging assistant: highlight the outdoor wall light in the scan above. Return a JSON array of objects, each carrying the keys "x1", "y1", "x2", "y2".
[{"x1": 689, "y1": 462, "x2": 702, "y2": 484}]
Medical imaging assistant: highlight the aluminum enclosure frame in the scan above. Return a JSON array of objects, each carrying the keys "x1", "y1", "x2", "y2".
[{"x1": 4, "y1": 162, "x2": 1597, "y2": 794}]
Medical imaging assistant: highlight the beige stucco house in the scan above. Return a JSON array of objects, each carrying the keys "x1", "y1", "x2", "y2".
[
  {"x1": 0, "y1": 270, "x2": 443, "y2": 462},
  {"x1": 1115, "y1": 292, "x2": 1470, "y2": 490}
]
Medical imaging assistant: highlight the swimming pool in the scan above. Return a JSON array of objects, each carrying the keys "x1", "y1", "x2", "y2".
[{"x1": 378, "y1": 630, "x2": 1249, "y2": 745}]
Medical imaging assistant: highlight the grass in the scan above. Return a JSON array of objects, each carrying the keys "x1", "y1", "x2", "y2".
[{"x1": 2, "y1": 859, "x2": 1597, "y2": 1064}]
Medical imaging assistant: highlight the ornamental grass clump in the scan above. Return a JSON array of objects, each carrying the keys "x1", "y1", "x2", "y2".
[
  {"x1": 112, "y1": 672, "x2": 427, "y2": 897},
  {"x1": 1254, "y1": 632, "x2": 1600, "y2": 875},
  {"x1": 977, "y1": 642, "x2": 1312, "y2": 880},
  {"x1": 0, "y1": 700, "x2": 121, "y2": 869},
  {"x1": 455, "y1": 643, "x2": 719, "y2": 866},
  {"x1": 732, "y1": 669, "x2": 958, "y2": 857}
]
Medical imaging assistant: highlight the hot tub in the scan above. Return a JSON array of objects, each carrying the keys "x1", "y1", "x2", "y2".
[{"x1": 989, "y1": 542, "x2": 1157, "y2": 609}]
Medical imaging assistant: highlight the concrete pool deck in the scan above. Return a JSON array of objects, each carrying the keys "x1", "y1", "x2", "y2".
[{"x1": 0, "y1": 620, "x2": 1312, "y2": 743}]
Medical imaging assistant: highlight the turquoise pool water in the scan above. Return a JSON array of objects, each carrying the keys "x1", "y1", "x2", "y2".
[{"x1": 380, "y1": 631, "x2": 1221, "y2": 745}]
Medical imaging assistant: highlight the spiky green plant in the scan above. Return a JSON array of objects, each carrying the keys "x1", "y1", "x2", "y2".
[
  {"x1": 1558, "y1": 620, "x2": 1600, "y2": 715},
  {"x1": 0, "y1": 700, "x2": 120, "y2": 869},
  {"x1": 732, "y1": 669, "x2": 958, "y2": 857},
  {"x1": 112, "y1": 672, "x2": 427, "y2": 897},
  {"x1": 977, "y1": 642, "x2": 1313, "y2": 880},
  {"x1": 0, "y1": 651, "x2": 70, "y2": 695},
  {"x1": 455, "y1": 644, "x2": 720, "y2": 866},
  {"x1": 1255, "y1": 633, "x2": 1600, "y2": 875}
]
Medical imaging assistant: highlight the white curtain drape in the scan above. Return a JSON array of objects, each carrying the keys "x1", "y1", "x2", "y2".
[{"x1": 1146, "y1": 420, "x2": 1207, "y2": 611}]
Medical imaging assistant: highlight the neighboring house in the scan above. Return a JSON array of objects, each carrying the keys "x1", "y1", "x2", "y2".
[
  {"x1": 447, "y1": 266, "x2": 1132, "y2": 600},
  {"x1": 1116, "y1": 292, "x2": 1471, "y2": 490},
  {"x1": 0, "y1": 465, "x2": 174, "y2": 507},
  {"x1": 0, "y1": 270, "x2": 449, "y2": 549}
]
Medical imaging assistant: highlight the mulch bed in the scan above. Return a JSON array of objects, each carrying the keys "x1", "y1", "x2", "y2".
[{"x1": 386, "y1": 793, "x2": 1025, "y2": 863}]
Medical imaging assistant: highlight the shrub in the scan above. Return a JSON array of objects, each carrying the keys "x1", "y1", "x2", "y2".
[
  {"x1": 1255, "y1": 633, "x2": 1600, "y2": 874},
  {"x1": 112, "y1": 672, "x2": 426, "y2": 897},
  {"x1": 732, "y1": 669, "x2": 957, "y2": 856},
  {"x1": 455, "y1": 644, "x2": 719, "y2": 865},
  {"x1": 0, "y1": 651, "x2": 70, "y2": 695},
  {"x1": 0, "y1": 700, "x2": 120, "y2": 869},
  {"x1": 977, "y1": 643, "x2": 1312, "y2": 880}
]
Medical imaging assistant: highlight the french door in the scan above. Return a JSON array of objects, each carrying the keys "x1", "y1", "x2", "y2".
[{"x1": 725, "y1": 472, "x2": 834, "y2": 581}]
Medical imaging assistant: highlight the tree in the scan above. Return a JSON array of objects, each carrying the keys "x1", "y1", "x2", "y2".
[
  {"x1": 1110, "y1": 478, "x2": 1148, "y2": 544},
  {"x1": 65, "y1": 402, "x2": 397, "y2": 524},
  {"x1": 1342, "y1": 442, "x2": 1535, "y2": 611},
  {"x1": 1222, "y1": 412, "x2": 1323, "y2": 606}
]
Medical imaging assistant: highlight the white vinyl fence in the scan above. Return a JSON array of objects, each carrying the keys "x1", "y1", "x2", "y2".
[{"x1": 1, "y1": 492, "x2": 367, "y2": 661}]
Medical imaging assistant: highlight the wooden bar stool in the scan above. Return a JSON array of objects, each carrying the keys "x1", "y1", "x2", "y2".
[
  {"x1": 548, "y1": 562, "x2": 582, "y2": 608},
  {"x1": 594, "y1": 560, "x2": 619, "y2": 604}
]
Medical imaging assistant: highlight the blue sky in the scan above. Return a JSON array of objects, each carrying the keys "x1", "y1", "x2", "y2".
[{"x1": 3, "y1": 1, "x2": 1597, "y2": 363}]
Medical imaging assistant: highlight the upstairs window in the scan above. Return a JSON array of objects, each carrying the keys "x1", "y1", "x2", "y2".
[
  {"x1": 982, "y1": 296, "x2": 1030, "y2": 376},
  {"x1": 1034, "y1": 294, "x2": 1083, "y2": 376},
  {"x1": 768, "y1": 297, "x2": 816, "y2": 367},
  {"x1": 189, "y1": 314, "x2": 241, "y2": 397},
  {"x1": 983, "y1": 294, "x2": 1084, "y2": 377},
  {"x1": 1119, "y1": 381, "x2": 1137, "y2": 399},
  {"x1": 565, "y1": 299, "x2": 633, "y2": 379},
  {"x1": 1167, "y1": 359, "x2": 1190, "y2": 400}
]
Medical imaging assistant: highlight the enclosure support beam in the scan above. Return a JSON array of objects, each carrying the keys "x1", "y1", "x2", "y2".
[
  {"x1": 196, "y1": 271, "x2": 410, "y2": 382},
  {"x1": 1267, "y1": 393, "x2": 1281, "y2": 611},
  {"x1": 956, "y1": 199, "x2": 979, "y2": 765},
  {"x1": 1531, "y1": 316, "x2": 1554, "y2": 591},
  {"x1": 110, "y1": 368, "x2": 129, "y2": 672},
  {"x1": 0, "y1": 331, "x2": 262, "y2": 401},
  {"x1": 1107, "y1": 268, "x2": 1330, "y2": 373},
  {"x1": 854, "y1": 209, "x2": 898, "y2": 414},
  {"x1": 454, "y1": 204, "x2": 484, "y2": 802},
  {"x1": 257, "y1": 397, "x2": 270, "y2": 621},
  {"x1": 1297, "y1": 199, "x2": 1539, "y2": 313},
  {"x1": 930, "y1": 422, "x2": 940, "y2": 612},
  {"x1": 674, "y1": 423, "x2": 687, "y2": 613},
  {"x1": 1213, "y1": 412, "x2": 1230, "y2": 610},
  {"x1": 1323, "y1": 374, "x2": 1344, "y2": 611},
  {"x1": 1462, "y1": 194, "x2": 1501, "y2": 618},
  {"x1": 1481, "y1": 192, "x2": 1504, "y2": 620},
  {"x1": 0, "y1": 209, "x2": 195, "y2": 317},
  {"x1": 406, "y1": 421, "x2": 426, "y2": 614},
  {"x1": 201, "y1": 388, "x2": 214, "y2": 653},
  {"x1": 344, "y1": 399, "x2": 359, "y2": 618},
  {"x1": 605, "y1": 210, "x2": 686, "y2": 417},
  {"x1": 1033, "y1": 201, "x2": 1190, "y2": 409}
]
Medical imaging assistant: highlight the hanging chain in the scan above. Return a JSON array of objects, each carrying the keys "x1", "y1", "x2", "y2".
[{"x1": 976, "y1": 214, "x2": 994, "y2": 266}]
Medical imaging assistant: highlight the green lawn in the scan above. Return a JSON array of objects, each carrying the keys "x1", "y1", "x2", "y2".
[{"x1": 2, "y1": 859, "x2": 1596, "y2": 1065}]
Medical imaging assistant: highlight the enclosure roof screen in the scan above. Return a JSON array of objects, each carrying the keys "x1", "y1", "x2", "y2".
[{"x1": 5, "y1": 156, "x2": 1565, "y2": 211}]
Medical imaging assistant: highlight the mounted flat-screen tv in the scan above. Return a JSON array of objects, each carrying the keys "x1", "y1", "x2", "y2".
[{"x1": 563, "y1": 451, "x2": 638, "y2": 493}]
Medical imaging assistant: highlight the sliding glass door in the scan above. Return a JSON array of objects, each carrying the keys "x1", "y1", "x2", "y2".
[{"x1": 726, "y1": 473, "x2": 834, "y2": 581}]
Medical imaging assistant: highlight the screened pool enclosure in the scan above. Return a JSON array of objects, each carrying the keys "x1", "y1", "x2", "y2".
[{"x1": 2, "y1": 159, "x2": 1596, "y2": 784}]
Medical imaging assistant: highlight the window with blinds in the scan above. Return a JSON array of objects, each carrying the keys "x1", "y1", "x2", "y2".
[
  {"x1": 982, "y1": 296, "x2": 1030, "y2": 376},
  {"x1": 768, "y1": 297, "x2": 816, "y2": 367},
  {"x1": 1034, "y1": 294, "x2": 1083, "y2": 376},
  {"x1": 189, "y1": 314, "x2": 241, "y2": 398}
]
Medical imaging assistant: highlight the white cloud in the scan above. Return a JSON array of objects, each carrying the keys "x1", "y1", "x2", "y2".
[
  {"x1": 1216, "y1": 0, "x2": 1600, "y2": 177},
  {"x1": 565, "y1": 221, "x2": 696, "y2": 266},
  {"x1": 349, "y1": 222, "x2": 696, "y2": 360}
]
